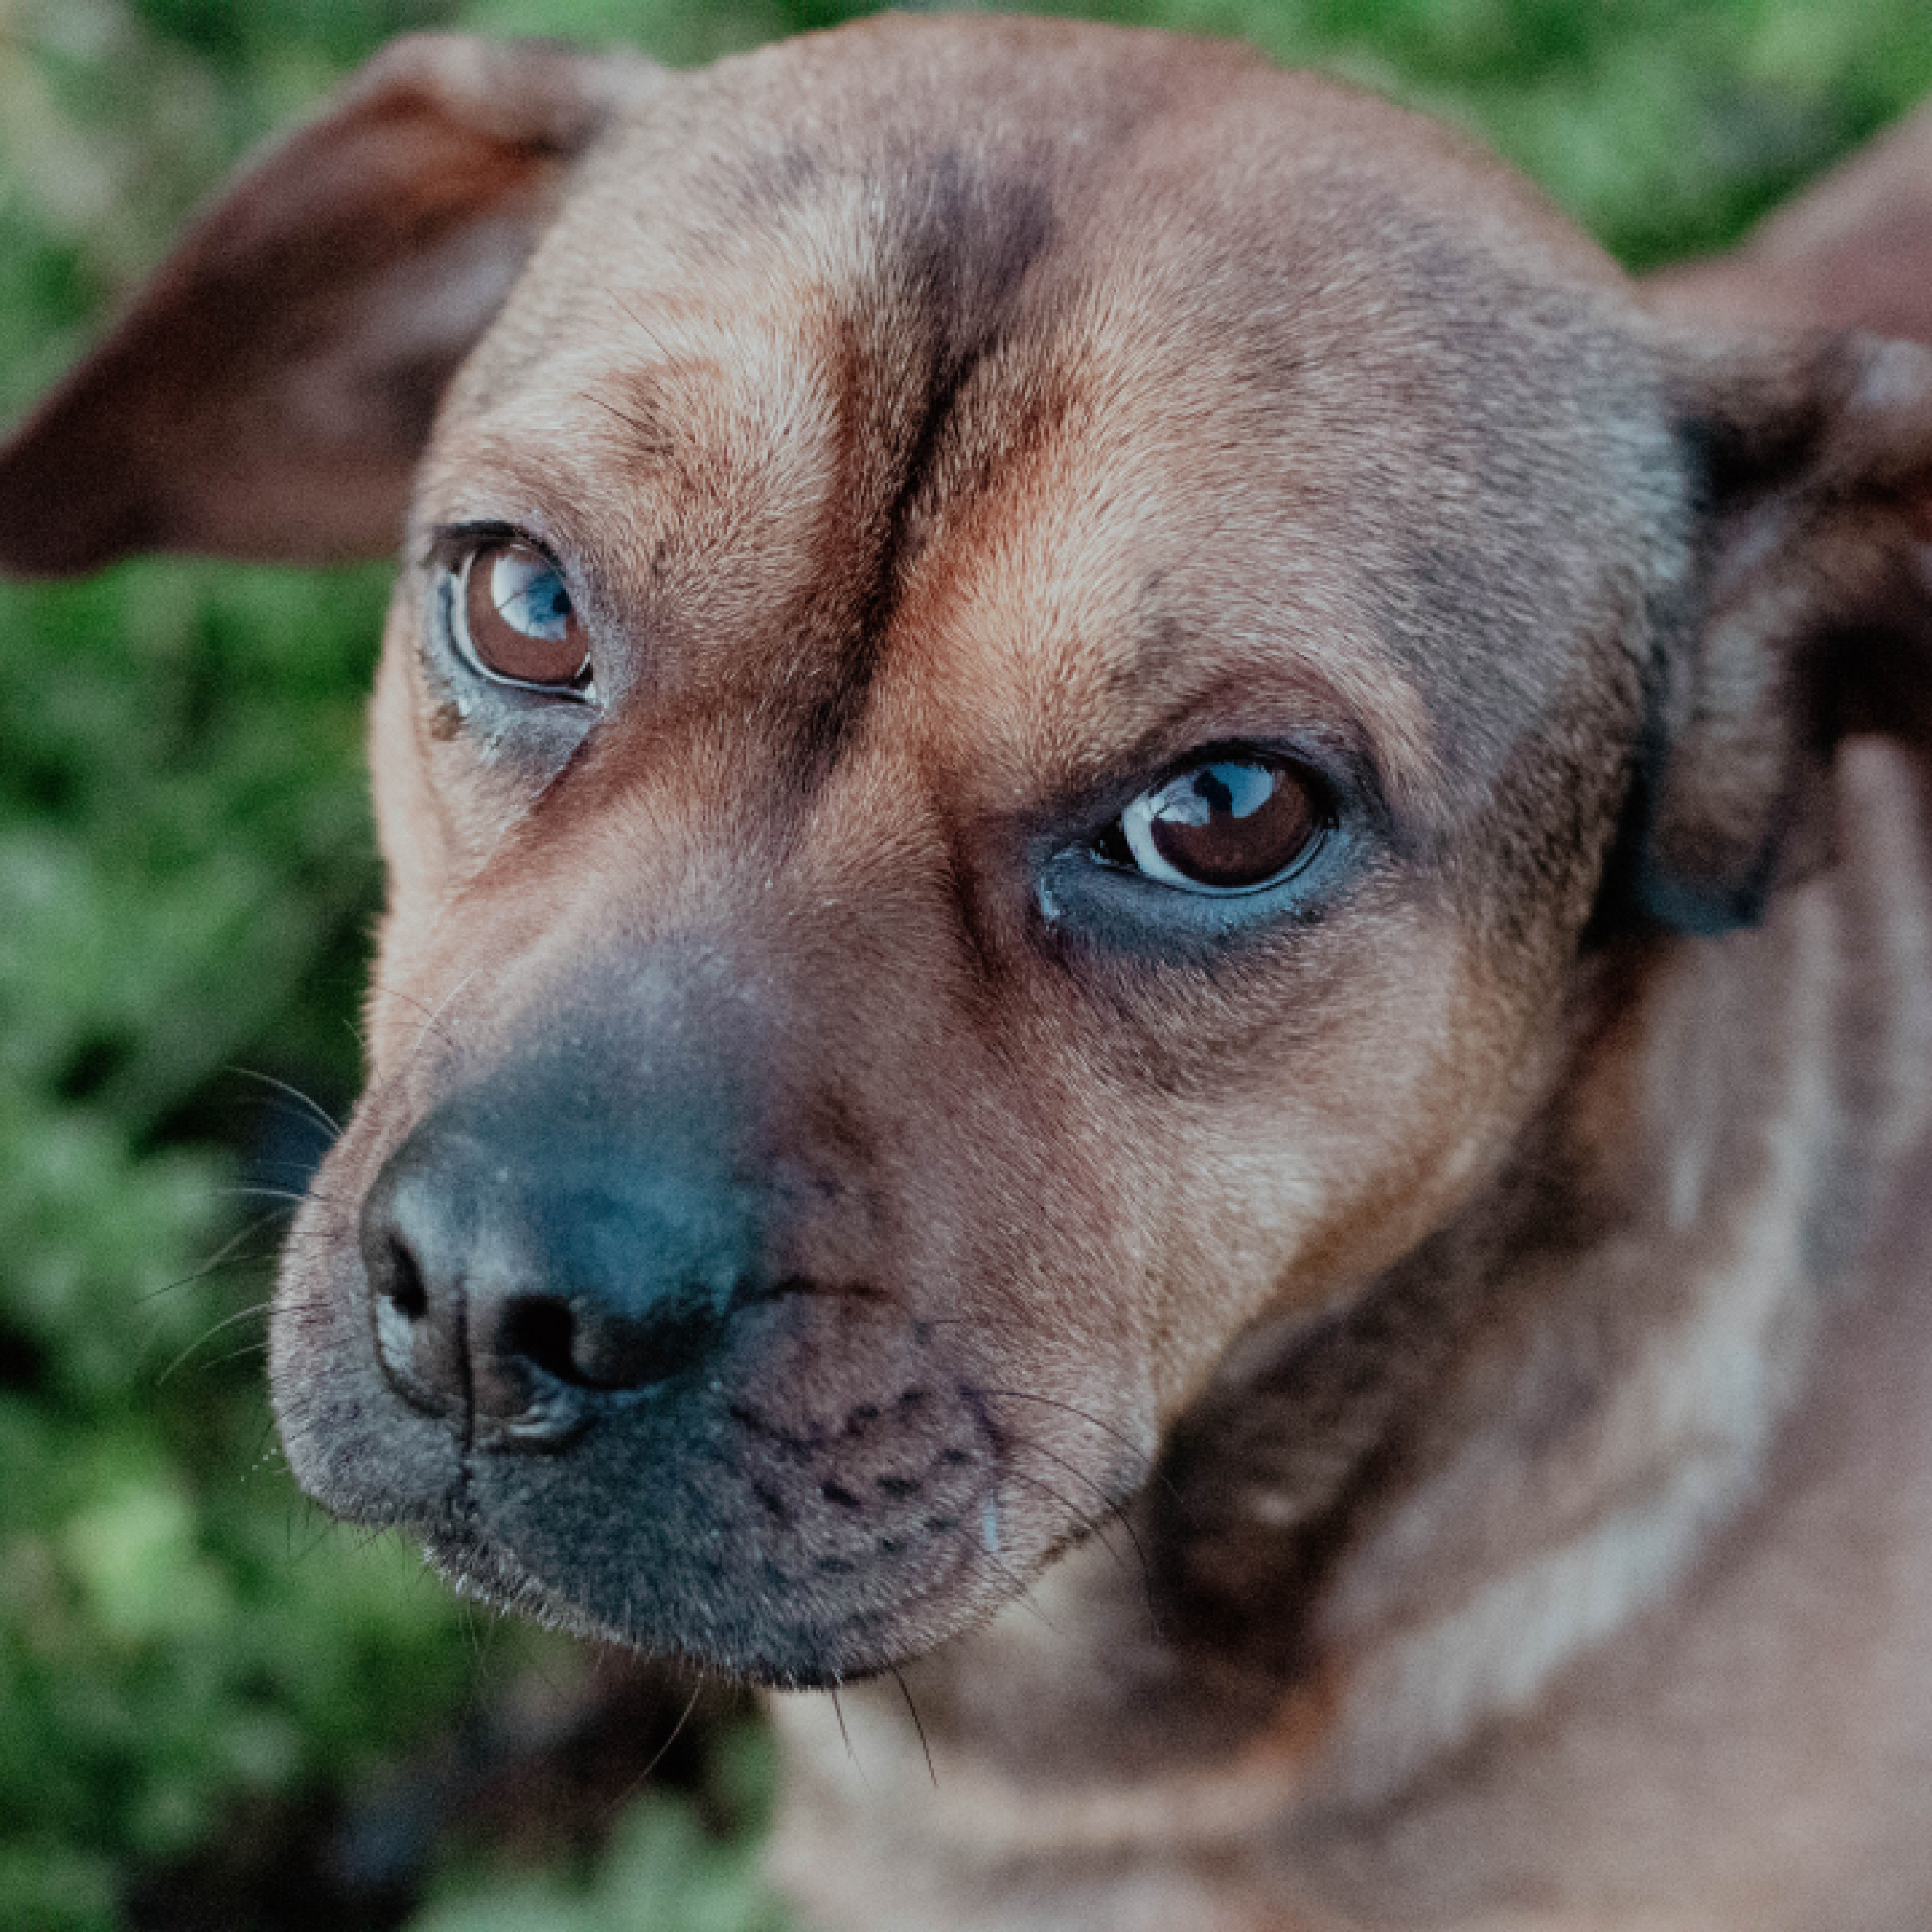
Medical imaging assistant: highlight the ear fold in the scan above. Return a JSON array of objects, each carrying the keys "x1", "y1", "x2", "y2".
[
  {"x1": 0, "y1": 34, "x2": 659, "y2": 575},
  {"x1": 1620, "y1": 101, "x2": 1932, "y2": 934},
  {"x1": 1628, "y1": 328, "x2": 1932, "y2": 933}
]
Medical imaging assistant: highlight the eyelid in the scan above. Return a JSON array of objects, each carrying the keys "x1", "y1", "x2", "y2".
[{"x1": 423, "y1": 520, "x2": 546, "y2": 574}]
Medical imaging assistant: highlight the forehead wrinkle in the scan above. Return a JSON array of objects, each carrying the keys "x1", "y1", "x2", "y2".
[
  {"x1": 474, "y1": 148, "x2": 1066, "y2": 789},
  {"x1": 873, "y1": 305, "x2": 1443, "y2": 826},
  {"x1": 426, "y1": 56, "x2": 1594, "y2": 830}
]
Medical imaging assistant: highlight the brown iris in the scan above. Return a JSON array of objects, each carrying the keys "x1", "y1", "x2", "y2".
[
  {"x1": 457, "y1": 541, "x2": 590, "y2": 689},
  {"x1": 1118, "y1": 756, "x2": 1323, "y2": 893}
]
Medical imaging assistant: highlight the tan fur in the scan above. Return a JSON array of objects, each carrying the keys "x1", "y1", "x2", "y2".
[{"x1": 8, "y1": 17, "x2": 1932, "y2": 1929}]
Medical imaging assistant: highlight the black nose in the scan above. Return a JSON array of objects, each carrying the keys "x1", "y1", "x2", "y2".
[{"x1": 359, "y1": 1075, "x2": 758, "y2": 1448}]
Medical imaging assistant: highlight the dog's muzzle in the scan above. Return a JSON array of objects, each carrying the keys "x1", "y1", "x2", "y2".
[{"x1": 328, "y1": 1040, "x2": 1007, "y2": 1682}]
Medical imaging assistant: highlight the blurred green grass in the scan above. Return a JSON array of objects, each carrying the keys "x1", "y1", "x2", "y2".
[{"x1": 3, "y1": 1, "x2": 1931, "y2": 1928}]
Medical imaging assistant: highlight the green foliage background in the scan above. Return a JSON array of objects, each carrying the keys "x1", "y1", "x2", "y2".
[{"x1": 3, "y1": 1, "x2": 1930, "y2": 1926}]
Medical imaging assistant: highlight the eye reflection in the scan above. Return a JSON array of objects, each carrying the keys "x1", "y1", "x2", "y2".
[
  {"x1": 1116, "y1": 756, "x2": 1324, "y2": 893},
  {"x1": 454, "y1": 541, "x2": 591, "y2": 691}
]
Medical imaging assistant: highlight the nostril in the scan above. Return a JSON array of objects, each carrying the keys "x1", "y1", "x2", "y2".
[
  {"x1": 364, "y1": 1220, "x2": 458, "y2": 1418},
  {"x1": 382, "y1": 1235, "x2": 428, "y2": 1320},
  {"x1": 489, "y1": 1287, "x2": 723, "y2": 1393},
  {"x1": 498, "y1": 1296, "x2": 581, "y2": 1385}
]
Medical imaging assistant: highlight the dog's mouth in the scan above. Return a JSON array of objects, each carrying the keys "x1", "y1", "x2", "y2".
[
  {"x1": 439, "y1": 1332, "x2": 1020, "y2": 1684},
  {"x1": 348, "y1": 1342, "x2": 1097, "y2": 1685},
  {"x1": 276, "y1": 1126, "x2": 1138, "y2": 1684},
  {"x1": 410, "y1": 1441, "x2": 1009, "y2": 1690}
]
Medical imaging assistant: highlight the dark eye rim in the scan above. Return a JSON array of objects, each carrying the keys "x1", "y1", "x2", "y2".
[
  {"x1": 1088, "y1": 746, "x2": 1338, "y2": 897},
  {"x1": 427, "y1": 522, "x2": 598, "y2": 702}
]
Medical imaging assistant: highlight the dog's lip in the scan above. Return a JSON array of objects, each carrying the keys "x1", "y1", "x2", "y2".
[
  {"x1": 471, "y1": 1382, "x2": 595, "y2": 1452},
  {"x1": 415, "y1": 1482, "x2": 998, "y2": 1687}
]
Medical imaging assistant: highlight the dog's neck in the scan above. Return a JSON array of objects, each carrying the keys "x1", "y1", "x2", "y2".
[{"x1": 772, "y1": 735, "x2": 1932, "y2": 1897}]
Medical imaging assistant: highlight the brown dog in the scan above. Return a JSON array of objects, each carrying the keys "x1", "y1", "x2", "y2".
[{"x1": 8, "y1": 18, "x2": 1932, "y2": 1929}]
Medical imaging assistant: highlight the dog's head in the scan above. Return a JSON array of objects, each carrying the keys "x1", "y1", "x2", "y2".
[{"x1": 7, "y1": 17, "x2": 1932, "y2": 1686}]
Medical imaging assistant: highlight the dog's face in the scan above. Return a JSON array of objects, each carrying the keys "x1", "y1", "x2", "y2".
[
  {"x1": 281, "y1": 23, "x2": 1683, "y2": 1683},
  {"x1": 6, "y1": 17, "x2": 1930, "y2": 1687}
]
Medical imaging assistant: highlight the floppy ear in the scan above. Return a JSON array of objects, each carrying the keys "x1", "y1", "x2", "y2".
[
  {"x1": 0, "y1": 35, "x2": 658, "y2": 575},
  {"x1": 1646, "y1": 102, "x2": 1932, "y2": 349},
  {"x1": 1628, "y1": 327, "x2": 1932, "y2": 933},
  {"x1": 1626, "y1": 101, "x2": 1932, "y2": 933}
]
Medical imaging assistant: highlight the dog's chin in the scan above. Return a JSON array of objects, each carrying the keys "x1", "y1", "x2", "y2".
[{"x1": 411, "y1": 1507, "x2": 1012, "y2": 1687}]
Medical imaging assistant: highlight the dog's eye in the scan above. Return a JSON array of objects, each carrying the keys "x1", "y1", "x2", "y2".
[
  {"x1": 455, "y1": 542, "x2": 590, "y2": 691},
  {"x1": 1112, "y1": 756, "x2": 1326, "y2": 893}
]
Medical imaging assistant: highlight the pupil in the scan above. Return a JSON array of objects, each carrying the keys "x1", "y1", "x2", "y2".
[
  {"x1": 1187, "y1": 763, "x2": 1272, "y2": 821},
  {"x1": 527, "y1": 574, "x2": 571, "y2": 632},
  {"x1": 1195, "y1": 768, "x2": 1233, "y2": 816},
  {"x1": 492, "y1": 550, "x2": 571, "y2": 640}
]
